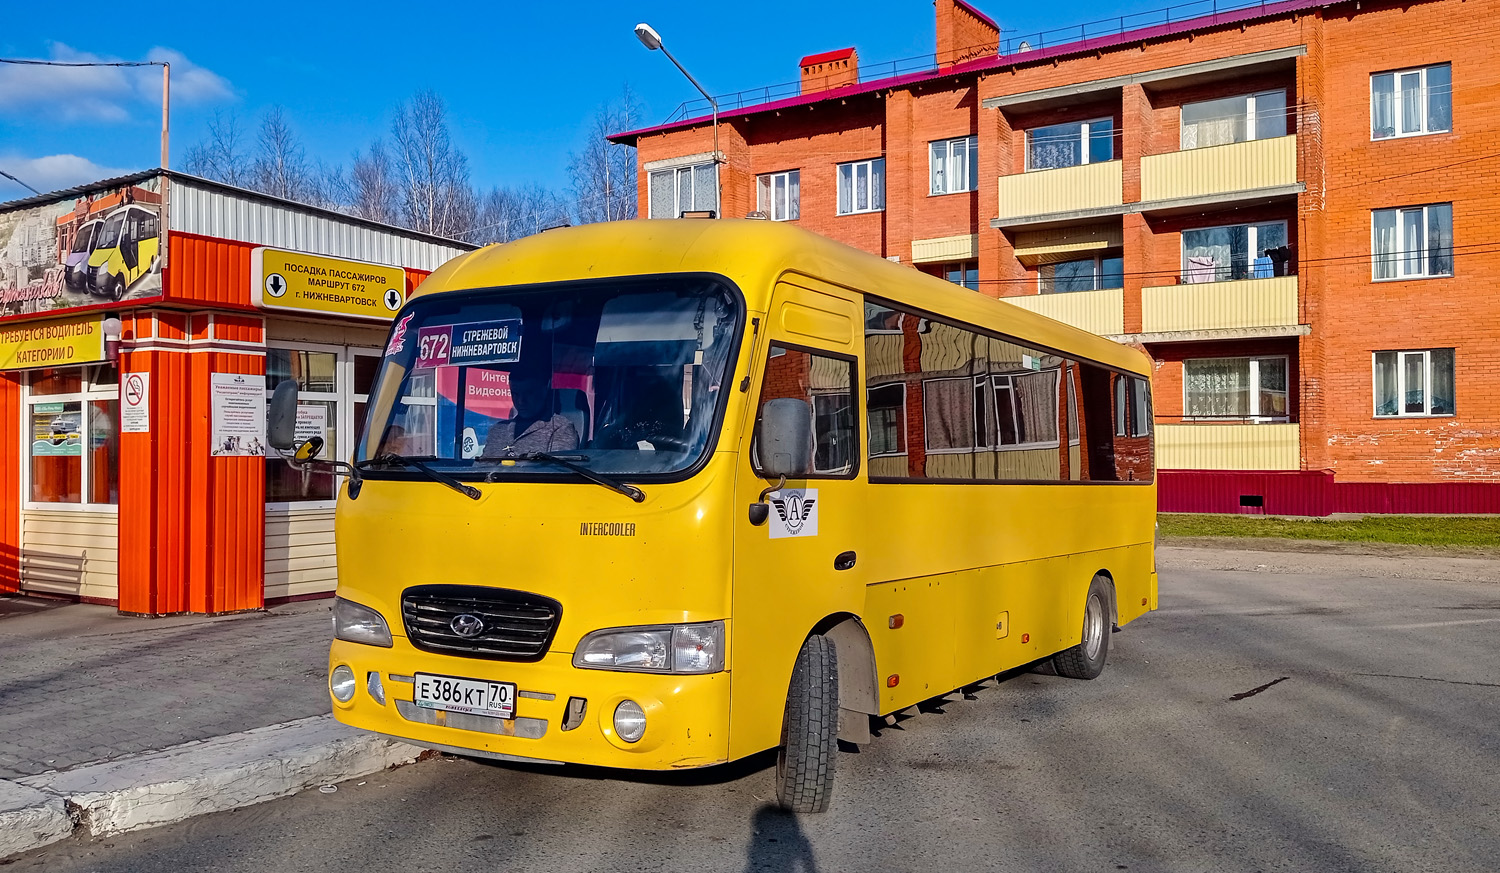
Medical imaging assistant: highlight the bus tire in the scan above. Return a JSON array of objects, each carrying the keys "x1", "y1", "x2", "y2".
[
  {"x1": 1053, "y1": 575, "x2": 1113, "y2": 680},
  {"x1": 775, "y1": 634, "x2": 839, "y2": 813},
  {"x1": 109, "y1": 275, "x2": 126, "y2": 301}
]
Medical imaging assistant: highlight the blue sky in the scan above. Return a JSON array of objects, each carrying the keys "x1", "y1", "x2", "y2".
[{"x1": 1, "y1": 0, "x2": 1171, "y2": 202}]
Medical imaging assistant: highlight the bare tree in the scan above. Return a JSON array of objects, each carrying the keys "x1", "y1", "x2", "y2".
[
  {"x1": 250, "y1": 106, "x2": 318, "y2": 202},
  {"x1": 391, "y1": 91, "x2": 478, "y2": 238},
  {"x1": 340, "y1": 140, "x2": 401, "y2": 225},
  {"x1": 183, "y1": 110, "x2": 250, "y2": 186},
  {"x1": 568, "y1": 86, "x2": 642, "y2": 224},
  {"x1": 470, "y1": 184, "x2": 573, "y2": 244}
]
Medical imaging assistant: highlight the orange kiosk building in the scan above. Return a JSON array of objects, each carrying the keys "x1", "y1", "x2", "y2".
[{"x1": 0, "y1": 171, "x2": 470, "y2": 615}]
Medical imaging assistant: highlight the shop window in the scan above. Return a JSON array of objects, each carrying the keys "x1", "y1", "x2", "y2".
[
  {"x1": 26, "y1": 365, "x2": 119, "y2": 507},
  {"x1": 265, "y1": 345, "x2": 380, "y2": 505}
]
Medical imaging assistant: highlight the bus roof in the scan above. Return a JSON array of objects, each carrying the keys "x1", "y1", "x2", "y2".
[{"x1": 414, "y1": 219, "x2": 1151, "y2": 376}]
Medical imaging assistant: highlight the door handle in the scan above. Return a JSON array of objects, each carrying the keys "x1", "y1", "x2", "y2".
[{"x1": 833, "y1": 551, "x2": 857, "y2": 571}]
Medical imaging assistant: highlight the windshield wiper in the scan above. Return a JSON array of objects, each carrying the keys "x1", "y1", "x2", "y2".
[
  {"x1": 490, "y1": 452, "x2": 645, "y2": 503},
  {"x1": 357, "y1": 454, "x2": 481, "y2": 501}
]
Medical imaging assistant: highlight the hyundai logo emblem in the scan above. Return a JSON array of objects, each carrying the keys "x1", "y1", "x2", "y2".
[{"x1": 450, "y1": 614, "x2": 485, "y2": 638}]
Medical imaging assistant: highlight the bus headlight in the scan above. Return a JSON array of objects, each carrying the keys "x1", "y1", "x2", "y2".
[
  {"x1": 332, "y1": 597, "x2": 393, "y2": 647},
  {"x1": 574, "y1": 621, "x2": 724, "y2": 674}
]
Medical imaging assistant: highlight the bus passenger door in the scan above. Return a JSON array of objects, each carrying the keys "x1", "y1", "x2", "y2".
[{"x1": 728, "y1": 279, "x2": 866, "y2": 760}]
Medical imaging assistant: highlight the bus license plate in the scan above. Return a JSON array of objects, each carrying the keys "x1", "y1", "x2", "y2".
[{"x1": 413, "y1": 673, "x2": 516, "y2": 720}]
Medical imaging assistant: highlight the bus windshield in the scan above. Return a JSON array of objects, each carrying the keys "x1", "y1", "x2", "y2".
[
  {"x1": 97, "y1": 214, "x2": 125, "y2": 248},
  {"x1": 70, "y1": 223, "x2": 99, "y2": 253},
  {"x1": 358, "y1": 275, "x2": 740, "y2": 479}
]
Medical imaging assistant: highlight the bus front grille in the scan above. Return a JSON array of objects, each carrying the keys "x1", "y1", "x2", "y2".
[{"x1": 401, "y1": 584, "x2": 562, "y2": 662}]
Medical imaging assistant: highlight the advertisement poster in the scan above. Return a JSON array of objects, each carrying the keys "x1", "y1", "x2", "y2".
[
  {"x1": 31, "y1": 401, "x2": 82, "y2": 457},
  {"x1": 210, "y1": 373, "x2": 265, "y2": 456},
  {"x1": 0, "y1": 176, "x2": 165, "y2": 316}
]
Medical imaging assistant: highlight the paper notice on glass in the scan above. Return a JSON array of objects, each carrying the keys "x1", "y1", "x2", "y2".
[
  {"x1": 211, "y1": 372, "x2": 266, "y2": 456},
  {"x1": 121, "y1": 372, "x2": 150, "y2": 434}
]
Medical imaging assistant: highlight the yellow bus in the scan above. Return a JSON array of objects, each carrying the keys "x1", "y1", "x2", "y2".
[{"x1": 269, "y1": 219, "x2": 1157, "y2": 813}]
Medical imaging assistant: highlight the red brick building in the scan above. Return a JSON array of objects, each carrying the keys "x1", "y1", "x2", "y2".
[{"x1": 612, "y1": 0, "x2": 1500, "y2": 514}]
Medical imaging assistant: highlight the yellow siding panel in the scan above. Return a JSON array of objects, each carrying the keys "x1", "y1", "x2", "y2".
[
  {"x1": 20, "y1": 510, "x2": 118, "y2": 601},
  {"x1": 265, "y1": 508, "x2": 337, "y2": 600},
  {"x1": 1140, "y1": 135, "x2": 1298, "y2": 202},
  {"x1": 1157, "y1": 423, "x2": 1300, "y2": 470},
  {"x1": 911, "y1": 234, "x2": 979, "y2": 264},
  {"x1": 1002, "y1": 289, "x2": 1124, "y2": 336},
  {"x1": 1141, "y1": 276, "x2": 1298, "y2": 333},
  {"x1": 996, "y1": 161, "x2": 1123, "y2": 221},
  {"x1": 1013, "y1": 224, "x2": 1124, "y2": 264}
]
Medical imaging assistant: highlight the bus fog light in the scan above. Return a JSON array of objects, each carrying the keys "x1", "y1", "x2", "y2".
[
  {"x1": 366, "y1": 671, "x2": 386, "y2": 705},
  {"x1": 330, "y1": 665, "x2": 357, "y2": 702},
  {"x1": 614, "y1": 700, "x2": 647, "y2": 743}
]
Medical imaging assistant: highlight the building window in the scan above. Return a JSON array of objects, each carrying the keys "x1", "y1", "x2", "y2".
[
  {"x1": 1182, "y1": 221, "x2": 1289, "y2": 283},
  {"x1": 930, "y1": 136, "x2": 978, "y2": 195},
  {"x1": 1374, "y1": 349, "x2": 1454, "y2": 417},
  {"x1": 1373, "y1": 204, "x2": 1452, "y2": 280},
  {"x1": 756, "y1": 170, "x2": 800, "y2": 221},
  {"x1": 1372, "y1": 63, "x2": 1452, "y2": 140},
  {"x1": 939, "y1": 261, "x2": 978, "y2": 291},
  {"x1": 1039, "y1": 253, "x2": 1124, "y2": 293},
  {"x1": 867, "y1": 382, "x2": 907, "y2": 457},
  {"x1": 837, "y1": 158, "x2": 885, "y2": 215},
  {"x1": 1026, "y1": 118, "x2": 1113, "y2": 171},
  {"x1": 1184, "y1": 356, "x2": 1289, "y2": 422},
  {"x1": 26, "y1": 365, "x2": 120, "y2": 506},
  {"x1": 1180, "y1": 90, "x2": 1288, "y2": 150},
  {"x1": 647, "y1": 162, "x2": 719, "y2": 219}
]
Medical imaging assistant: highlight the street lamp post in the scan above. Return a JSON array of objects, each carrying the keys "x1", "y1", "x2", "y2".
[{"x1": 634, "y1": 23, "x2": 720, "y2": 217}]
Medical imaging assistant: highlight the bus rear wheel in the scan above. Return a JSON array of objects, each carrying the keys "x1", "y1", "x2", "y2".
[
  {"x1": 775, "y1": 634, "x2": 839, "y2": 813},
  {"x1": 1053, "y1": 575, "x2": 1113, "y2": 680}
]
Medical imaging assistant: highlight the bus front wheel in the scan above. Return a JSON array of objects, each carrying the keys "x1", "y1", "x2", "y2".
[
  {"x1": 1053, "y1": 575, "x2": 1113, "y2": 680},
  {"x1": 775, "y1": 634, "x2": 839, "y2": 813}
]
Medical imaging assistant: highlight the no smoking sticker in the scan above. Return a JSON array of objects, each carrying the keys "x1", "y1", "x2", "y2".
[{"x1": 121, "y1": 372, "x2": 150, "y2": 434}]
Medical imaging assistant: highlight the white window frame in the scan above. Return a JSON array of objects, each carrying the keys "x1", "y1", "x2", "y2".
[
  {"x1": 1182, "y1": 355, "x2": 1290, "y2": 423},
  {"x1": 1039, "y1": 252, "x2": 1124, "y2": 294},
  {"x1": 1373, "y1": 349, "x2": 1455, "y2": 418},
  {"x1": 1180, "y1": 90, "x2": 1288, "y2": 150},
  {"x1": 866, "y1": 382, "x2": 908, "y2": 458},
  {"x1": 836, "y1": 158, "x2": 885, "y2": 216},
  {"x1": 21, "y1": 364, "x2": 121, "y2": 512},
  {"x1": 1371, "y1": 63, "x2": 1452, "y2": 140},
  {"x1": 929, "y1": 135, "x2": 978, "y2": 195},
  {"x1": 1025, "y1": 117, "x2": 1112, "y2": 171},
  {"x1": 1181, "y1": 220, "x2": 1289, "y2": 283},
  {"x1": 1372, "y1": 204, "x2": 1453, "y2": 281},
  {"x1": 265, "y1": 341, "x2": 377, "y2": 511},
  {"x1": 646, "y1": 162, "x2": 720, "y2": 219},
  {"x1": 756, "y1": 170, "x2": 800, "y2": 221}
]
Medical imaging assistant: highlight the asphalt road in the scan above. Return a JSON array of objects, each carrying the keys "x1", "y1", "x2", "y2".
[{"x1": 16, "y1": 551, "x2": 1500, "y2": 872}]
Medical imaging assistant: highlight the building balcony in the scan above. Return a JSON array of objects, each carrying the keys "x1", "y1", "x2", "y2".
[
  {"x1": 1002, "y1": 288, "x2": 1123, "y2": 336},
  {"x1": 1140, "y1": 135, "x2": 1299, "y2": 207},
  {"x1": 994, "y1": 161, "x2": 1123, "y2": 228},
  {"x1": 1141, "y1": 275, "x2": 1298, "y2": 335},
  {"x1": 1157, "y1": 423, "x2": 1300, "y2": 471}
]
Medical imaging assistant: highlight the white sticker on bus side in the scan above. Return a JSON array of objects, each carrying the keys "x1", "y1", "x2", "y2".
[{"x1": 767, "y1": 488, "x2": 818, "y2": 539}]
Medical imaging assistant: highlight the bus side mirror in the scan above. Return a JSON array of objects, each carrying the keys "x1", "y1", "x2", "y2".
[
  {"x1": 268, "y1": 381, "x2": 299, "y2": 451},
  {"x1": 294, "y1": 436, "x2": 324, "y2": 462},
  {"x1": 758, "y1": 398, "x2": 812, "y2": 479}
]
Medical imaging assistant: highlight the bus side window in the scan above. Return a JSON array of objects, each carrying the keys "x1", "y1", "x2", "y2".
[{"x1": 752, "y1": 345, "x2": 857, "y2": 478}]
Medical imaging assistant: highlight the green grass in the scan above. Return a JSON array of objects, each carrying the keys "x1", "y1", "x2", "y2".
[{"x1": 1158, "y1": 513, "x2": 1500, "y2": 548}]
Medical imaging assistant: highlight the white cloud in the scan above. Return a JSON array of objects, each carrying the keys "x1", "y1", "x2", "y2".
[
  {"x1": 0, "y1": 153, "x2": 132, "y2": 200},
  {"x1": 0, "y1": 43, "x2": 234, "y2": 124}
]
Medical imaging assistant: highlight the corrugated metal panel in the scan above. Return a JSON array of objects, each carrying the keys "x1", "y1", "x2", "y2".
[
  {"x1": 1140, "y1": 135, "x2": 1298, "y2": 202},
  {"x1": 1158, "y1": 470, "x2": 1334, "y2": 516},
  {"x1": 19, "y1": 510, "x2": 119, "y2": 602},
  {"x1": 265, "y1": 508, "x2": 338, "y2": 600},
  {"x1": 165, "y1": 233, "x2": 255, "y2": 308},
  {"x1": 1013, "y1": 223, "x2": 1123, "y2": 264},
  {"x1": 911, "y1": 234, "x2": 979, "y2": 264},
  {"x1": 170, "y1": 178, "x2": 469, "y2": 272},
  {"x1": 0, "y1": 373, "x2": 20, "y2": 593},
  {"x1": 1142, "y1": 276, "x2": 1298, "y2": 333},
  {"x1": 1157, "y1": 423, "x2": 1300, "y2": 470},
  {"x1": 1002, "y1": 288, "x2": 1124, "y2": 336},
  {"x1": 1334, "y1": 482, "x2": 1500, "y2": 514},
  {"x1": 996, "y1": 160, "x2": 1123, "y2": 222}
]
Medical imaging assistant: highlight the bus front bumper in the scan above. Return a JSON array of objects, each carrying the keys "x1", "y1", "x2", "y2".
[{"x1": 327, "y1": 639, "x2": 732, "y2": 770}]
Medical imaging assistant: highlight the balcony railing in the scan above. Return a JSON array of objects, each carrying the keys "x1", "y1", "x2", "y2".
[
  {"x1": 995, "y1": 160, "x2": 1123, "y2": 224},
  {"x1": 1157, "y1": 422, "x2": 1300, "y2": 470},
  {"x1": 1141, "y1": 135, "x2": 1299, "y2": 203},
  {"x1": 1141, "y1": 275, "x2": 1297, "y2": 334},
  {"x1": 1002, "y1": 288, "x2": 1124, "y2": 336}
]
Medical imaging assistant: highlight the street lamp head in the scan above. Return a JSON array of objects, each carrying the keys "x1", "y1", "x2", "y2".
[{"x1": 634, "y1": 23, "x2": 662, "y2": 51}]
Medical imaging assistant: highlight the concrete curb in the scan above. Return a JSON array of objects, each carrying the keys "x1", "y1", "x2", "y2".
[{"x1": 3, "y1": 715, "x2": 425, "y2": 857}]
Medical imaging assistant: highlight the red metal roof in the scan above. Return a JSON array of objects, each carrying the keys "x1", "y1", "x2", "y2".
[
  {"x1": 800, "y1": 47, "x2": 856, "y2": 67},
  {"x1": 608, "y1": 0, "x2": 1343, "y2": 145}
]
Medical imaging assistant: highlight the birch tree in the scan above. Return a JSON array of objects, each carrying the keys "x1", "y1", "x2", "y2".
[
  {"x1": 391, "y1": 91, "x2": 477, "y2": 237},
  {"x1": 568, "y1": 86, "x2": 642, "y2": 224}
]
